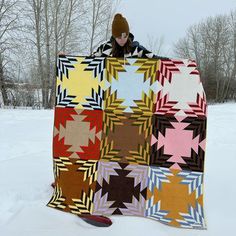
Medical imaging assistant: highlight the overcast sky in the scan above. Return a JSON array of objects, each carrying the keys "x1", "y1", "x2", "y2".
[{"x1": 117, "y1": 0, "x2": 236, "y2": 57}]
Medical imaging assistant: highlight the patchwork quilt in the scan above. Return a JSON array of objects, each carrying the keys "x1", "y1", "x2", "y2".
[{"x1": 47, "y1": 56, "x2": 207, "y2": 229}]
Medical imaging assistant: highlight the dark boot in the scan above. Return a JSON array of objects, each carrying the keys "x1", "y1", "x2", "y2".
[{"x1": 79, "y1": 215, "x2": 112, "y2": 227}]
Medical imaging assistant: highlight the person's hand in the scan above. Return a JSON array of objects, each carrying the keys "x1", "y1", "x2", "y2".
[{"x1": 58, "y1": 51, "x2": 66, "y2": 56}]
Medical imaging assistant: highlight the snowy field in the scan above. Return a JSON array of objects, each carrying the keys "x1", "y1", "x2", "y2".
[{"x1": 0, "y1": 103, "x2": 236, "y2": 236}]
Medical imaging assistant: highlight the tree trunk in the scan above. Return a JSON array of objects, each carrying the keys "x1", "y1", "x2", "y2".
[{"x1": 0, "y1": 53, "x2": 8, "y2": 106}]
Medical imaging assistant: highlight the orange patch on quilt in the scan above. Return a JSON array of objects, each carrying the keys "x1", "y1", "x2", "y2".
[{"x1": 158, "y1": 171, "x2": 196, "y2": 220}]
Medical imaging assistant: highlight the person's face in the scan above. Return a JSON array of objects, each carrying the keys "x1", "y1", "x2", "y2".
[{"x1": 115, "y1": 33, "x2": 128, "y2": 47}]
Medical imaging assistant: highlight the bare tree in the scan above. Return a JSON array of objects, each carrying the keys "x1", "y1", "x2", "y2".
[
  {"x1": 147, "y1": 34, "x2": 165, "y2": 56},
  {"x1": 0, "y1": 53, "x2": 8, "y2": 105},
  {"x1": 0, "y1": 0, "x2": 19, "y2": 106},
  {"x1": 21, "y1": 0, "x2": 85, "y2": 108},
  {"x1": 222, "y1": 10, "x2": 236, "y2": 101},
  {"x1": 82, "y1": 0, "x2": 120, "y2": 55},
  {"x1": 48, "y1": 0, "x2": 85, "y2": 108}
]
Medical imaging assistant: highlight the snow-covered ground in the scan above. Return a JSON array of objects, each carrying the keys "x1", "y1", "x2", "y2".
[{"x1": 0, "y1": 103, "x2": 236, "y2": 236}]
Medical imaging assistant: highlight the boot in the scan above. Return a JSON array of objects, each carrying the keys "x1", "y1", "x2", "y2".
[{"x1": 79, "y1": 215, "x2": 112, "y2": 227}]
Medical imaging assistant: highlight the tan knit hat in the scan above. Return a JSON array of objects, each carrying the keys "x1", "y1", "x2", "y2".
[{"x1": 112, "y1": 13, "x2": 129, "y2": 38}]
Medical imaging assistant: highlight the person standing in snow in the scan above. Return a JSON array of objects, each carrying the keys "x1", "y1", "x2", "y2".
[{"x1": 53, "y1": 13, "x2": 167, "y2": 228}]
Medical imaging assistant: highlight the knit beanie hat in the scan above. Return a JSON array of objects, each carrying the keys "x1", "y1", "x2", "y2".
[{"x1": 112, "y1": 13, "x2": 129, "y2": 38}]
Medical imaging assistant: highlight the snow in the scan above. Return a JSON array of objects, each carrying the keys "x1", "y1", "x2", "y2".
[{"x1": 0, "y1": 103, "x2": 236, "y2": 236}]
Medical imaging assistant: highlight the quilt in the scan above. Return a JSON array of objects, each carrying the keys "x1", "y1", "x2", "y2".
[{"x1": 47, "y1": 56, "x2": 207, "y2": 229}]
